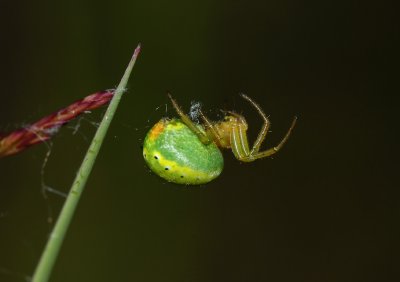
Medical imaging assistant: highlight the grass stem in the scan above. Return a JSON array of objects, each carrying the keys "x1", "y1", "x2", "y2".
[{"x1": 32, "y1": 44, "x2": 141, "y2": 282}]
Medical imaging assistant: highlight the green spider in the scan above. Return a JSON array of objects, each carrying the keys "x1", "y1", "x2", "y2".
[{"x1": 143, "y1": 94, "x2": 297, "y2": 185}]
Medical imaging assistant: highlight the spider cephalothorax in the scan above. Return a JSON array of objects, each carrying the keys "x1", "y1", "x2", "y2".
[{"x1": 143, "y1": 94, "x2": 297, "y2": 185}]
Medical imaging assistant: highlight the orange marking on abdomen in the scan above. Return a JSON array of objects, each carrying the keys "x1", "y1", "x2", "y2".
[{"x1": 149, "y1": 120, "x2": 165, "y2": 140}]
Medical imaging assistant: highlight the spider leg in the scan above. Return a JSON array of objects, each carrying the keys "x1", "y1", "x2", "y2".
[
  {"x1": 198, "y1": 109, "x2": 223, "y2": 143},
  {"x1": 239, "y1": 116, "x2": 297, "y2": 161},
  {"x1": 167, "y1": 93, "x2": 210, "y2": 144},
  {"x1": 230, "y1": 123, "x2": 251, "y2": 160},
  {"x1": 225, "y1": 110, "x2": 243, "y2": 119},
  {"x1": 239, "y1": 93, "x2": 271, "y2": 154}
]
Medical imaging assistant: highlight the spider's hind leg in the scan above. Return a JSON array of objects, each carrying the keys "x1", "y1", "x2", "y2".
[
  {"x1": 198, "y1": 109, "x2": 223, "y2": 144},
  {"x1": 167, "y1": 93, "x2": 210, "y2": 144}
]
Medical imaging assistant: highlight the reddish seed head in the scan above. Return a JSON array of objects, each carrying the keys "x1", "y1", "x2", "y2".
[{"x1": 0, "y1": 90, "x2": 114, "y2": 158}]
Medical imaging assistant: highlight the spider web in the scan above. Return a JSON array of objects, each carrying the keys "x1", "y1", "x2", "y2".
[
  {"x1": 0, "y1": 112, "x2": 104, "y2": 281},
  {"x1": 0, "y1": 97, "x2": 212, "y2": 281}
]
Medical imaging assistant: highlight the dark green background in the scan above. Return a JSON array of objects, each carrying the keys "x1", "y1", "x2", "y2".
[{"x1": 0, "y1": 1, "x2": 398, "y2": 281}]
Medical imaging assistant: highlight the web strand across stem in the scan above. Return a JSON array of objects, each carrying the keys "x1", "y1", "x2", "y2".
[{"x1": 0, "y1": 90, "x2": 115, "y2": 158}]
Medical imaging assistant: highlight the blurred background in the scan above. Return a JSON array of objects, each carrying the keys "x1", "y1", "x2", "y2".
[{"x1": 0, "y1": 1, "x2": 398, "y2": 281}]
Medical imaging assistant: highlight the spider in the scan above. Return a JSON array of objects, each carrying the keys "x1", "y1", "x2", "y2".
[{"x1": 143, "y1": 94, "x2": 297, "y2": 185}]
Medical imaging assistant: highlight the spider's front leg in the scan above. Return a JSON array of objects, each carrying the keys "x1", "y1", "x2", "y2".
[
  {"x1": 231, "y1": 116, "x2": 297, "y2": 162},
  {"x1": 230, "y1": 94, "x2": 297, "y2": 162}
]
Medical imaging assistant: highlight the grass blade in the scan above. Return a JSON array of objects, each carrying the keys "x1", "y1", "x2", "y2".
[{"x1": 32, "y1": 44, "x2": 141, "y2": 282}]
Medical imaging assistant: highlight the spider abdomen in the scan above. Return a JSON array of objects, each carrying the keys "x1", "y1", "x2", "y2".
[{"x1": 143, "y1": 118, "x2": 224, "y2": 185}]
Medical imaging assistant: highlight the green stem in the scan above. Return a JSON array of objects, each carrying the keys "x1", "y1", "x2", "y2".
[{"x1": 32, "y1": 44, "x2": 141, "y2": 282}]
